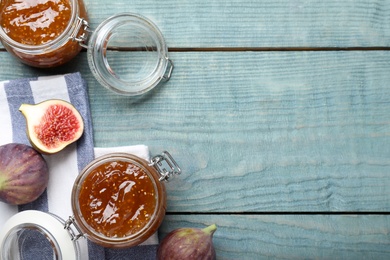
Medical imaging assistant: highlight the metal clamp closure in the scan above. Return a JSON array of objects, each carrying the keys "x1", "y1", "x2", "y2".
[
  {"x1": 64, "y1": 216, "x2": 84, "y2": 241},
  {"x1": 162, "y1": 58, "x2": 174, "y2": 81},
  {"x1": 71, "y1": 17, "x2": 91, "y2": 49},
  {"x1": 150, "y1": 151, "x2": 181, "y2": 182}
]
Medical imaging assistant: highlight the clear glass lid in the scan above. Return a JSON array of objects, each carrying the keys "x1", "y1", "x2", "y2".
[
  {"x1": 87, "y1": 13, "x2": 173, "y2": 96},
  {"x1": 0, "y1": 210, "x2": 80, "y2": 260}
]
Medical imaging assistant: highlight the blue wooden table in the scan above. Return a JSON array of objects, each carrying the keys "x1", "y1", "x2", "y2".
[{"x1": 1, "y1": 0, "x2": 390, "y2": 258}]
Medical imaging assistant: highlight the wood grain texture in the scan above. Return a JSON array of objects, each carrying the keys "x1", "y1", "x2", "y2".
[
  {"x1": 89, "y1": 51, "x2": 390, "y2": 212},
  {"x1": 1, "y1": 50, "x2": 385, "y2": 212},
  {"x1": 0, "y1": 1, "x2": 389, "y2": 257},
  {"x1": 159, "y1": 214, "x2": 390, "y2": 259},
  {"x1": 81, "y1": 0, "x2": 390, "y2": 48},
  {"x1": 2, "y1": 1, "x2": 387, "y2": 49}
]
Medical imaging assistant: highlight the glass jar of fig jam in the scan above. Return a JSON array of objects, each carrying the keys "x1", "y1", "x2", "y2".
[
  {"x1": 71, "y1": 152, "x2": 181, "y2": 248},
  {"x1": 0, "y1": 151, "x2": 181, "y2": 259},
  {"x1": 0, "y1": 0, "x2": 173, "y2": 95},
  {"x1": 0, "y1": 0, "x2": 88, "y2": 68}
]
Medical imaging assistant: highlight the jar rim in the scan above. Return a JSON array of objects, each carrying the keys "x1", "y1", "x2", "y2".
[
  {"x1": 87, "y1": 13, "x2": 171, "y2": 96},
  {"x1": 0, "y1": 0, "x2": 79, "y2": 53},
  {"x1": 71, "y1": 153, "x2": 166, "y2": 248}
]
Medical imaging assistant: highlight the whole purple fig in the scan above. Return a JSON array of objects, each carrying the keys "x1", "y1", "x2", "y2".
[
  {"x1": 157, "y1": 224, "x2": 217, "y2": 260},
  {"x1": 0, "y1": 143, "x2": 49, "y2": 205}
]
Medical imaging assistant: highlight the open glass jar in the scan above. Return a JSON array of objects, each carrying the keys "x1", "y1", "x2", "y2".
[
  {"x1": 0, "y1": 0, "x2": 173, "y2": 95},
  {"x1": 0, "y1": 151, "x2": 181, "y2": 259}
]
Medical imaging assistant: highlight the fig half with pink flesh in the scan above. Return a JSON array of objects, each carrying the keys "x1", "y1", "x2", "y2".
[{"x1": 19, "y1": 99, "x2": 84, "y2": 154}]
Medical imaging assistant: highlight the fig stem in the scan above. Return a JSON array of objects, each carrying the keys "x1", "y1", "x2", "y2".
[
  {"x1": 202, "y1": 224, "x2": 217, "y2": 236},
  {"x1": 19, "y1": 103, "x2": 33, "y2": 112}
]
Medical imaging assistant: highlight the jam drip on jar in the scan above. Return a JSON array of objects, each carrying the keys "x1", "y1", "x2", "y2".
[
  {"x1": 79, "y1": 160, "x2": 157, "y2": 238},
  {"x1": 0, "y1": 0, "x2": 72, "y2": 45}
]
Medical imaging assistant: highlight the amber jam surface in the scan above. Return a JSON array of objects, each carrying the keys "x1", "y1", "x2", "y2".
[
  {"x1": 78, "y1": 160, "x2": 157, "y2": 238},
  {"x1": 0, "y1": 0, "x2": 72, "y2": 45},
  {"x1": 0, "y1": 0, "x2": 88, "y2": 67}
]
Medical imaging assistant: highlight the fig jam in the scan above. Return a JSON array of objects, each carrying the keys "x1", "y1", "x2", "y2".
[
  {"x1": 0, "y1": 0, "x2": 72, "y2": 45},
  {"x1": 0, "y1": 0, "x2": 88, "y2": 67},
  {"x1": 78, "y1": 160, "x2": 157, "y2": 238},
  {"x1": 72, "y1": 153, "x2": 169, "y2": 248}
]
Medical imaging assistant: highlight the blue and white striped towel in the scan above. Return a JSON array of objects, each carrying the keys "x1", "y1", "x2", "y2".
[{"x1": 0, "y1": 73, "x2": 158, "y2": 259}]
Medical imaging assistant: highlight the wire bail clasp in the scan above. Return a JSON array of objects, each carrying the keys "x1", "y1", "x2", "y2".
[
  {"x1": 150, "y1": 151, "x2": 181, "y2": 182},
  {"x1": 64, "y1": 216, "x2": 84, "y2": 241},
  {"x1": 162, "y1": 58, "x2": 174, "y2": 81},
  {"x1": 72, "y1": 17, "x2": 91, "y2": 49}
]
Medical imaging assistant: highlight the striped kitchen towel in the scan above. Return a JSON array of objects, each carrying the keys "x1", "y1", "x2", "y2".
[{"x1": 0, "y1": 73, "x2": 158, "y2": 259}]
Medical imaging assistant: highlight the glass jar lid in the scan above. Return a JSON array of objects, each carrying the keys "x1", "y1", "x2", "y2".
[
  {"x1": 0, "y1": 210, "x2": 80, "y2": 260},
  {"x1": 86, "y1": 13, "x2": 173, "y2": 96}
]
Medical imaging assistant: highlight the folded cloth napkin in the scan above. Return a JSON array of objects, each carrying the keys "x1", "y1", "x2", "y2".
[{"x1": 0, "y1": 73, "x2": 158, "y2": 259}]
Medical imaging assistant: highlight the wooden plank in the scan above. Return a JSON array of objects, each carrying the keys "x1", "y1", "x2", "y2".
[
  {"x1": 1, "y1": 0, "x2": 389, "y2": 49},
  {"x1": 81, "y1": 0, "x2": 390, "y2": 48},
  {"x1": 159, "y1": 214, "x2": 390, "y2": 259},
  {"x1": 0, "y1": 51, "x2": 389, "y2": 212},
  {"x1": 87, "y1": 51, "x2": 390, "y2": 212}
]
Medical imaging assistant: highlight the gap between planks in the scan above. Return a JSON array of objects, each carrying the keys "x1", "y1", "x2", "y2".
[
  {"x1": 166, "y1": 211, "x2": 390, "y2": 215},
  {"x1": 169, "y1": 47, "x2": 390, "y2": 52},
  {"x1": 2, "y1": 46, "x2": 390, "y2": 52},
  {"x1": 106, "y1": 46, "x2": 390, "y2": 52}
]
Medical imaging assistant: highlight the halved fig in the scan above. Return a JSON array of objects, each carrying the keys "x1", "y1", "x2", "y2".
[{"x1": 19, "y1": 99, "x2": 84, "y2": 154}]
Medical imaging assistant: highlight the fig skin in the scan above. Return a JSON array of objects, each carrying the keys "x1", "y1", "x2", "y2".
[
  {"x1": 19, "y1": 99, "x2": 84, "y2": 154},
  {"x1": 157, "y1": 224, "x2": 217, "y2": 260},
  {"x1": 0, "y1": 143, "x2": 49, "y2": 205}
]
